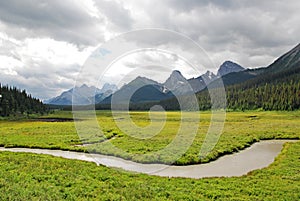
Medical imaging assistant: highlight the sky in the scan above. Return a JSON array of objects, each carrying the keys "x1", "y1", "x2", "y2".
[{"x1": 0, "y1": 0, "x2": 299, "y2": 100}]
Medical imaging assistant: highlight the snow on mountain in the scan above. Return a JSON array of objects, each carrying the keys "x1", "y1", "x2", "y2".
[{"x1": 45, "y1": 83, "x2": 118, "y2": 105}]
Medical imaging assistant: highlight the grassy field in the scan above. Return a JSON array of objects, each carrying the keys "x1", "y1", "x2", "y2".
[
  {"x1": 0, "y1": 141, "x2": 299, "y2": 200},
  {"x1": 0, "y1": 110, "x2": 299, "y2": 200},
  {"x1": 0, "y1": 110, "x2": 299, "y2": 164}
]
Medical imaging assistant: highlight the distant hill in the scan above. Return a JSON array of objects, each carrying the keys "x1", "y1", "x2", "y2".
[
  {"x1": 94, "y1": 83, "x2": 118, "y2": 103},
  {"x1": 99, "y1": 62, "x2": 247, "y2": 106},
  {"x1": 227, "y1": 43, "x2": 300, "y2": 88},
  {"x1": 131, "y1": 85, "x2": 174, "y2": 103},
  {"x1": 125, "y1": 43, "x2": 300, "y2": 111},
  {"x1": 211, "y1": 69, "x2": 258, "y2": 87},
  {"x1": 188, "y1": 71, "x2": 218, "y2": 93},
  {"x1": 45, "y1": 84, "x2": 98, "y2": 105},
  {"x1": 55, "y1": 43, "x2": 300, "y2": 111},
  {"x1": 163, "y1": 70, "x2": 217, "y2": 95},
  {"x1": 262, "y1": 43, "x2": 300, "y2": 73},
  {"x1": 50, "y1": 61, "x2": 241, "y2": 107},
  {"x1": 45, "y1": 83, "x2": 118, "y2": 105},
  {"x1": 114, "y1": 61, "x2": 242, "y2": 103},
  {"x1": 217, "y1": 61, "x2": 245, "y2": 76},
  {"x1": 178, "y1": 43, "x2": 300, "y2": 111},
  {"x1": 100, "y1": 69, "x2": 219, "y2": 105},
  {"x1": 100, "y1": 76, "x2": 173, "y2": 104},
  {"x1": 164, "y1": 70, "x2": 190, "y2": 95},
  {"x1": 212, "y1": 44, "x2": 300, "y2": 87}
]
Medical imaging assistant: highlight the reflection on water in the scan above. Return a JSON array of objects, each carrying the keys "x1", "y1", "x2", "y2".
[{"x1": 0, "y1": 140, "x2": 296, "y2": 178}]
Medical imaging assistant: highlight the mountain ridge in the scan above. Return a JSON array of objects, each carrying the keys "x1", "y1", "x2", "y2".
[
  {"x1": 45, "y1": 83, "x2": 118, "y2": 105},
  {"x1": 47, "y1": 43, "x2": 300, "y2": 108},
  {"x1": 154, "y1": 43, "x2": 300, "y2": 111},
  {"x1": 46, "y1": 60, "x2": 244, "y2": 106},
  {"x1": 100, "y1": 69, "x2": 220, "y2": 105}
]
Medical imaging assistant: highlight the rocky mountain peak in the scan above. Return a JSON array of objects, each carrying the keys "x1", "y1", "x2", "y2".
[
  {"x1": 164, "y1": 70, "x2": 187, "y2": 87},
  {"x1": 217, "y1": 61, "x2": 244, "y2": 77},
  {"x1": 44, "y1": 83, "x2": 116, "y2": 105}
]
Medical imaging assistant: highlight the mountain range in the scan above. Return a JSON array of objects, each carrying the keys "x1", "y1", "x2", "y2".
[
  {"x1": 46, "y1": 60, "x2": 244, "y2": 105},
  {"x1": 217, "y1": 61, "x2": 244, "y2": 76},
  {"x1": 101, "y1": 60, "x2": 245, "y2": 105},
  {"x1": 154, "y1": 43, "x2": 300, "y2": 111},
  {"x1": 46, "y1": 43, "x2": 300, "y2": 109},
  {"x1": 213, "y1": 43, "x2": 300, "y2": 88},
  {"x1": 45, "y1": 83, "x2": 118, "y2": 105}
]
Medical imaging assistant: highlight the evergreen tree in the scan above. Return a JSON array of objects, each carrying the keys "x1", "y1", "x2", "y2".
[{"x1": 0, "y1": 83, "x2": 48, "y2": 117}]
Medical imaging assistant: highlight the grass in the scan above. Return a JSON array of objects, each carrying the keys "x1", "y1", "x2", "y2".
[
  {"x1": 0, "y1": 110, "x2": 299, "y2": 164},
  {"x1": 0, "y1": 141, "x2": 299, "y2": 200},
  {"x1": 0, "y1": 110, "x2": 299, "y2": 200},
  {"x1": 0, "y1": 119, "x2": 84, "y2": 152}
]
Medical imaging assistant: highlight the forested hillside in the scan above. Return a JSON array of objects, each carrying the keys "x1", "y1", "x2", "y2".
[
  {"x1": 195, "y1": 78, "x2": 300, "y2": 111},
  {"x1": 95, "y1": 69, "x2": 300, "y2": 111},
  {"x1": 86, "y1": 43, "x2": 300, "y2": 111},
  {"x1": 127, "y1": 73, "x2": 300, "y2": 111},
  {"x1": 0, "y1": 84, "x2": 48, "y2": 117},
  {"x1": 145, "y1": 44, "x2": 300, "y2": 111},
  {"x1": 225, "y1": 69, "x2": 300, "y2": 111},
  {"x1": 160, "y1": 64, "x2": 300, "y2": 111}
]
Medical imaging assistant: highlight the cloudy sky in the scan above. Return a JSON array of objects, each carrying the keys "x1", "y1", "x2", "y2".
[{"x1": 0, "y1": 0, "x2": 299, "y2": 100}]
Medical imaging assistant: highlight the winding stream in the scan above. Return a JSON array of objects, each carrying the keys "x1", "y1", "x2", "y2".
[{"x1": 0, "y1": 140, "x2": 296, "y2": 179}]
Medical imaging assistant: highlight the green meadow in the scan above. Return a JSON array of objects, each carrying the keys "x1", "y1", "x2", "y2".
[
  {"x1": 0, "y1": 110, "x2": 299, "y2": 164},
  {"x1": 0, "y1": 110, "x2": 299, "y2": 200},
  {"x1": 0, "y1": 139, "x2": 299, "y2": 200}
]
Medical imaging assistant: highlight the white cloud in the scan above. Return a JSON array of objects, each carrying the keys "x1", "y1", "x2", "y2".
[
  {"x1": 0, "y1": 0, "x2": 299, "y2": 99},
  {"x1": 0, "y1": 0, "x2": 108, "y2": 46},
  {"x1": 19, "y1": 38, "x2": 93, "y2": 66},
  {"x1": 0, "y1": 55, "x2": 21, "y2": 75},
  {"x1": 124, "y1": 0, "x2": 300, "y2": 67}
]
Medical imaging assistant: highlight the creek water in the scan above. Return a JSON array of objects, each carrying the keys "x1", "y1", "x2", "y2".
[{"x1": 0, "y1": 140, "x2": 296, "y2": 179}]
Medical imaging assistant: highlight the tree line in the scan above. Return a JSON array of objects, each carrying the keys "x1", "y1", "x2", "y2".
[
  {"x1": 94, "y1": 79, "x2": 300, "y2": 112},
  {"x1": 67, "y1": 64, "x2": 300, "y2": 112},
  {"x1": 118, "y1": 68, "x2": 300, "y2": 111},
  {"x1": 0, "y1": 83, "x2": 48, "y2": 117},
  {"x1": 224, "y1": 65, "x2": 300, "y2": 111}
]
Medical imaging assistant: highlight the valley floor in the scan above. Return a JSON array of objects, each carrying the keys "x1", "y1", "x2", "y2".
[
  {"x1": 0, "y1": 141, "x2": 299, "y2": 200},
  {"x1": 0, "y1": 110, "x2": 299, "y2": 200},
  {"x1": 0, "y1": 110, "x2": 299, "y2": 164}
]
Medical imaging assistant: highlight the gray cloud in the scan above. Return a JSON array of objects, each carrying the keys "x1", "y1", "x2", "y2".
[
  {"x1": 126, "y1": 0, "x2": 300, "y2": 67},
  {"x1": 0, "y1": 0, "x2": 299, "y2": 99},
  {"x1": 93, "y1": 0, "x2": 134, "y2": 31},
  {"x1": 0, "y1": 0, "x2": 105, "y2": 47},
  {"x1": 0, "y1": 36, "x2": 21, "y2": 60},
  {"x1": 0, "y1": 60, "x2": 80, "y2": 100}
]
